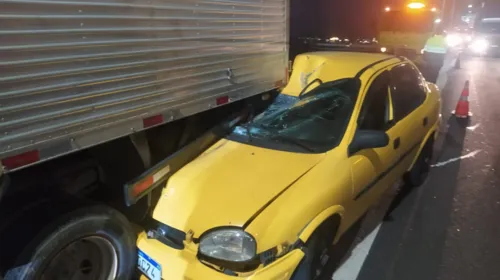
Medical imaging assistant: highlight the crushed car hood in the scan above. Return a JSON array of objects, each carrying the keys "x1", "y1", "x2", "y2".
[{"x1": 151, "y1": 139, "x2": 324, "y2": 237}]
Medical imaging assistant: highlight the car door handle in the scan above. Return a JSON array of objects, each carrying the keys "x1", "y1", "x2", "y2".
[
  {"x1": 394, "y1": 137, "x2": 401, "y2": 150},
  {"x1": 423, "y1": 117, "x2": 428, "y2": 127}
]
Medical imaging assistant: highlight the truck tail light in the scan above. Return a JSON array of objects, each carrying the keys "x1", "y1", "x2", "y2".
[
  {"x1": 125, "y1": 164, "x2": 171, "y2": 206},
  {"x1": 1, "y1": 150, "x2": 40, "y2": 170},
  {"x1": 216, "y1": 95, "x2": 229, "y2": 106},
  {"x1": 143, "y1": 114, "x2": 164, "y2": 128},
  {"x1": 132, "y1": 176, "x2": 154, "y2": 197}
]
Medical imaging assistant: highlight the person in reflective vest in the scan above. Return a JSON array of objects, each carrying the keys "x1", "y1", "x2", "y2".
[{"x1": 422, "y1": 28, "x2": 447, "y2": 83}]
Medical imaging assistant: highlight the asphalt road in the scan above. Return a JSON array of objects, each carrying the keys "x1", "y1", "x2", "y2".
[{"x1": 330, "y1": 54, "x2": 500, "y2": 280}]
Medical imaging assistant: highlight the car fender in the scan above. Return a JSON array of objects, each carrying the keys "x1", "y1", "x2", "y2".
[
  {"x1": 298, "y1": 205, "x2": 344, "y2": 243},
  {"x1": 407, "y1": 125, "x2": 438, "y2": 171}
]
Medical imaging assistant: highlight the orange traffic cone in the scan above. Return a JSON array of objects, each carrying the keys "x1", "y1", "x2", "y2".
[{"x1": 452, "y1": 81, "x2": 472, "y2": 118}]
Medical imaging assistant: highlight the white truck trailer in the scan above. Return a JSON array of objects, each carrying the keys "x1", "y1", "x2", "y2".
[{"x1": 0, "y1": 0, "x2": 289, "y2": 278}]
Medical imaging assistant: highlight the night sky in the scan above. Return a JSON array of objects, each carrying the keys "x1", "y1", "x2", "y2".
[
  {"x1": 290, "y1": 0, "x2": 384, "y2": 39},
  {"x1": 289, "y1": 0, "x2": 477, "y2": 40}
]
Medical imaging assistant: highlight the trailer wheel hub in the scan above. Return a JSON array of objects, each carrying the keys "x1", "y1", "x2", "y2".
[{"x1": 40, "y1": 236, "x2": 118, "y2": 280}]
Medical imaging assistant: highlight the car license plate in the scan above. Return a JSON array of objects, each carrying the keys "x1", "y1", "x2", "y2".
[{"x1": 138, "y1": 249, "x2": 161, "y2": 280}]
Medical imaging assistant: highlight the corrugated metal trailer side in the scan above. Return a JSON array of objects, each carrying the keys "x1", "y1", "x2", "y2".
[{"x1": 0, "y1": 0, "x2": 289, "y2": 171}]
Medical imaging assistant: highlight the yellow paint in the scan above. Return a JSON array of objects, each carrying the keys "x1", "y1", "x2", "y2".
[
  {"x1": 151, "y1": 139, "x2": 324, "y2": 236},
  {"x1": 137, "y1": 52, "x2": 441, "y2": 279},
  {"x1": 406, "y1": 82, "x2": 442, "y2": 170},
  {"x1": 137, "y1": 232, "x2": 304, "y2": 280},
  {"x1": 282, "y1": 52, "x2": 394, "y2": 97},
  {"x1": 298, "y1": 205, "x2": 345, "y2": 242}
]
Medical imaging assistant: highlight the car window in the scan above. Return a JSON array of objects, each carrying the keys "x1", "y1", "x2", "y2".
[
  {"x1": 228, "y1": 78, "x2": 361, "y2": 153},
  {"x1": 390, "y1": 64, "x2": 427, "y2": 121},
  {"x1": 358, "y1": 71, "x2": 392, "y2": 131}
]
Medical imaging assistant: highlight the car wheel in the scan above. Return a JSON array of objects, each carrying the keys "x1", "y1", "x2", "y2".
[
  {"x1": 291, "y1": 217, "x2": 340, "y2": 280},
  {"x1": 3, "y1": 204, "x2": 137, "y2": 280},
  {"x1": 404, "y1": 140, "x2": 433, "y2": 187}
]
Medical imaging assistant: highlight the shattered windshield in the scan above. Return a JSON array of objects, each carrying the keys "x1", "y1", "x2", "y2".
[{"x1": 230, "y1": 78, "x2": 360, "y2": 153}]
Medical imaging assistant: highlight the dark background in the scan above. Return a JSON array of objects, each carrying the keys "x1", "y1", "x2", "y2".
[
  {"x1": 290, "y1": 0, "x2": 382, "y2": 40},
  {"x1": 289, "y1": 0, "x2": 483, "y2": 40}
]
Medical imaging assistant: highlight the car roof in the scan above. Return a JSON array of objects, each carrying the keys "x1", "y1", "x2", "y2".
[
  {"x1": 303, "y1": 51, "x2": 399, "y2": 75},
  {"x1": 282, "y1": 51, "x2": 402, "y2": 97}
]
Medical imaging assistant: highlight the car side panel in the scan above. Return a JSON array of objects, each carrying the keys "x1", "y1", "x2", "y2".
[
  {"x1": 394, "y1": 66, "x2": 441, "y2": 171},
  {"x1": 406, "y1": 82, "x2": 442, "y2": 170},
  {"x1": 344, "y1": 65, "x2": 403, "y2": 224},
  {"x1": 349, "y1": 124, "x2": 406, "y2": 203}
]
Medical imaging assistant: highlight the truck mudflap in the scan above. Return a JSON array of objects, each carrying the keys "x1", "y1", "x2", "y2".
[{"x1": 124, "y1": 111, "x2": 248, "y2": 206}]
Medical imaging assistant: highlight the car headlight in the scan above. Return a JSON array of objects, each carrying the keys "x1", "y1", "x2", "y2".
[
  {"x1": 470, "y1": 39, "x2": 489, "y2": 53},
  {"x1": 199, "y1": 228, "x2": 256, "y2": 262},
  {"x1": 446, "y1": 34, "x2": 462, "y2": 47}
]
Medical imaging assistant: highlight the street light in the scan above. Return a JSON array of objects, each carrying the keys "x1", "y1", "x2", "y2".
[
  {"x1": 385, "y1": 6, "x2": 391, "y2": 12},
  {"x1": 468, "y1": 4, "x2": 473, "y2": 8}
]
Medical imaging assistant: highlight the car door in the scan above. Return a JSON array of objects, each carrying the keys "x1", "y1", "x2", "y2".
[
  {"x1": 349, "y1": 70, "x2": 402, "y2": 213},
  {"x1": 389, "y1": 63, "x2": 429, "y2": 171}
]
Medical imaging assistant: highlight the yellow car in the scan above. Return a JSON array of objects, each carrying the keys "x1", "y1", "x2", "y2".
[{"x1": 136, "y1": 52, "x2": 441, "y2": 280}]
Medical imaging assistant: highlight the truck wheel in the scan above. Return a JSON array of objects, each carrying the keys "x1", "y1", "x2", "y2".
[
  {"x1": 3, "y1": 205, "x2": 136, "y2": 280},
  {"x1": 291, "y1": 217, "x2": 340, "y2": 280}
]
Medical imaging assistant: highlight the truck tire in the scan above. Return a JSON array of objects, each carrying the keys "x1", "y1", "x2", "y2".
[{"x1": 3, "y1": 204, "x2": 136, "y2": 280}]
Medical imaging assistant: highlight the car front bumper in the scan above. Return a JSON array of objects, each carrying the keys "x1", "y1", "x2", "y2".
[{"x1": 137, "y1": 232, "x2": 305, "y2": 280}]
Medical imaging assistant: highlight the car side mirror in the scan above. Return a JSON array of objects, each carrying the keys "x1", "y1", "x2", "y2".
[{"x1": 348, "y1": 130, "x2": 390, "y2": 156}]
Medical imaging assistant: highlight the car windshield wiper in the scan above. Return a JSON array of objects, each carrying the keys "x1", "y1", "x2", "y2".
[{"x1": 270, "y1": 134, "x2": 315, "y2": 153}]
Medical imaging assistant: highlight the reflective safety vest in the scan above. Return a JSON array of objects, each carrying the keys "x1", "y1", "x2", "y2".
[{"x1": 423, "y1": 35, "x2": 447, "y2": 54}]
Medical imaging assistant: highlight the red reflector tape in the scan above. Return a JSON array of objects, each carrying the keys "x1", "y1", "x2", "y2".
[
  {"x1": 132, "y1": 176, "x2": 154, "y2": 197},
  {"x1": 1, "y1": 150, "x2": 40, "y2": 170},
  {"x1": 143, "y1": 114, "x2": 164, "y2": 128},
  {"x1": 216, "y1": 96, "x2": 229, "y2": 105}
]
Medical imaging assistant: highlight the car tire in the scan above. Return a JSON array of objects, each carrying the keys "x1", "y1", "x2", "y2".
[
  {"x1": 404, "y1": 140, "x2": 433, "y2": 187},
  {"x1": 3, "y1": 204, "x2": 137, "y2": 280},
  {"x1": 291, "y1": 216, "x2": 340, "y2": 280}
]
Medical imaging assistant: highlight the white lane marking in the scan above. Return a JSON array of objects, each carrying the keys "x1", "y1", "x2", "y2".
[
  {"x1": 431, "y1": 149, "x2": 482, "y2": 168},
  {"x1": 466, "y1": 123, "x2": 481, "y2": 131},
  {"x1": 332, "y1": 224, "x2": 382, "y2": 280}
]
